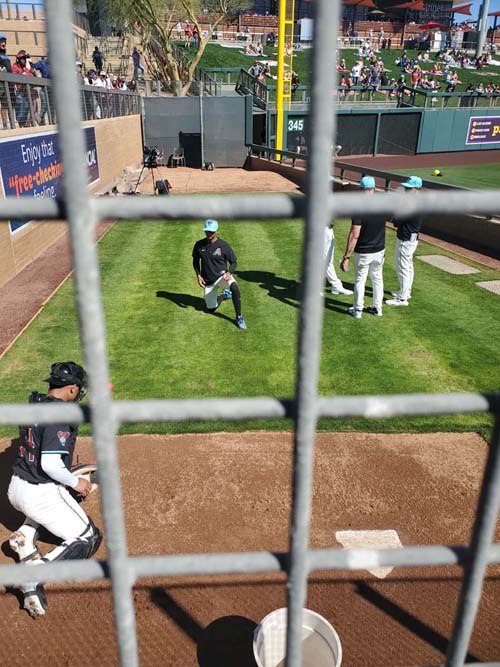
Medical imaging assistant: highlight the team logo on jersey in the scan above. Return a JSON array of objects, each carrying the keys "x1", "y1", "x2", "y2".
[
  {"x1": 213, "y1": 247, "x2": 222, "y2": 256},
  {"x1": 57, "y1": 431, "x2": 70, "y2": 446}
]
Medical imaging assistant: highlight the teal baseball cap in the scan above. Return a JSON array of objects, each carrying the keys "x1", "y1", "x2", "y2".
[
  {"x1": 204, "y1": 219, "x2": 219, "y2": 232},
  {"x1": 360, "y1": 175, "x2": 376, "y2": 189},
  {"x1": 402, "y1": 176, "x2": 422, "y2": 189}
]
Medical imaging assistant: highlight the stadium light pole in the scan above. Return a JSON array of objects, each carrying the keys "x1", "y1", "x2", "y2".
[
  {"x1": 475, "y1": 0, "x2": 490, "y2": 57},
  {"x1": 276, "y1": 0, "x2": 295, "y2": 158}
]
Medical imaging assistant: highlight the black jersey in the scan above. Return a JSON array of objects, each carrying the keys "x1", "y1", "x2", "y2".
[
  {"x1": 352, "y1": 214, "x2": 386, "y2": 254},
  {"x1": 12, "y1": 392, "x2": 78, "y2": 485},
  {"x1": 192, "y1": 237, "x2": 237, "y2": 285},
  {"x1": 394, "y1": 214, "x2": 423, "y2": 241}
]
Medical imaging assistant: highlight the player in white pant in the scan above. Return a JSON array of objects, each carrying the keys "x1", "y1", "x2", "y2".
[
  {"x1": 386, "y1": 176, "x2": 423, "y2": 307},
  {"x1": 7, "y1": 362, "x2": 102, "y2": 618},
  {"x1": 340, "y1": 176, "x2": 387, "y2": 319},
  {"x1": 324, "y1": 223, "x2": 353, "y2": 296}
]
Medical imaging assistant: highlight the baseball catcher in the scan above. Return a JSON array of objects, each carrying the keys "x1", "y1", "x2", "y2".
[{"x1": 7, "y1": 362, "x2": 102, "y2": 618}]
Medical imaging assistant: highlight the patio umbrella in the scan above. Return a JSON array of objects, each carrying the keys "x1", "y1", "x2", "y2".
[{"x1": 419, "y1": 21, "x2": 445, "y2": 30}]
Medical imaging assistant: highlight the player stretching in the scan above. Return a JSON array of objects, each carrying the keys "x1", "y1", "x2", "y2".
[
  {"x1": 7, "y1": 362, "x2": 102, "y2": 618},
  {"x1": 192, "y1": 219, "x2": 247, "y2": 330}
]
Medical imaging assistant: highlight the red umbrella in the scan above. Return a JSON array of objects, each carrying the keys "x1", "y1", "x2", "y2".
[{"x1": 419, "y1": 21, "x2": 445, "y2": 30}]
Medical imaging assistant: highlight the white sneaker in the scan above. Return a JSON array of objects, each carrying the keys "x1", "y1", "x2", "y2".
[
  {"x1": 391, "y1": 291, "x2": 411, "y2": 300},
  {"x1": 9, "y1": 530, "x2": 40, "y2": 563},
  {"x1": 332, "y1": 287, "x2": 354, "y2": 296},
  {"x1": 385, "y1": 298, "x2": 409, "y2": 306},
  {"x1": 348, "y1": 306, "x2": 362, "y2": 319},
  {"x1": 23, "y1": 585, "x2": 47, "y2": 618}
]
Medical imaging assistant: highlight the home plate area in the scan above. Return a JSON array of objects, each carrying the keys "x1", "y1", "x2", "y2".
[{"x1": 1, "y1": 431, "x2": 500, "y2": 666}]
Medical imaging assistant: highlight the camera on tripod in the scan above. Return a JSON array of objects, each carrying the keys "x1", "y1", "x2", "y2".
[{"x1": 143, "y1": 145, "x2": 163, "y2": 168}]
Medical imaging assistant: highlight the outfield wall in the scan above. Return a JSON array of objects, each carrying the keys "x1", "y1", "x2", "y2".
[
  {"x1": 270, "y1": 108, "x2": 500, "y2": 157},
  {"x1": 0, "y1": 115, "x2": 142, "y2": 289}
]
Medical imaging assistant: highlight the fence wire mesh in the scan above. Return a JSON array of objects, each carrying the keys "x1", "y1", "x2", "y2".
[{"x1": 0, "y1": 1, "x2": 500, "y2": 666}]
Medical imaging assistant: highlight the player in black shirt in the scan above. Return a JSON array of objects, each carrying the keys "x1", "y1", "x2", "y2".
[
  {"x1": 386, "y1": 176, "x2": 423, "y2": 307},
  {"x1": 192, "y1": 219, "x2": 247, "y2": 329},
  {"x1": 340, "y1": 176, "x2": 387, "y2": 318},
  {"x1": 8, "y1": 362, "x2": 102, "y2": 618}
]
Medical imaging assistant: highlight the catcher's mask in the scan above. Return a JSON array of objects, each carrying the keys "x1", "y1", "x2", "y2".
[{"x1": 45, "y1": 361, "x2": 88, "y2": 402}]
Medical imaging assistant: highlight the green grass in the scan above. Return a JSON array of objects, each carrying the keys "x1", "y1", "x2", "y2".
[
  {"x1": 194, "y1": 44, "x2": 500, "y2": 94},
  {"x1": 396, "y1": 163, "x2": 500, "y2": 189},
  {"x1": 0, "y1": 218, "x2": 499, "y2": 438}
]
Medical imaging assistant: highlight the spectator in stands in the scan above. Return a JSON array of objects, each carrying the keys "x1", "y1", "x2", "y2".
[
  {"x1": 0, "y1": 33, "x2": 12, "y2": 129},
  {"x1": 351, "y1": 60, "x2": 362, "y2": 86},
  {"x1": 291, "y1": 71, "x2": 300, "y2": 98},
  {"x1": 33, "y1": 55, "x2": 50, "y2": 125},
  {"x1": 248, "y1": 60, "x2": 261, "y2": 78},
  {"x1": 94, "y1": 71, "x2": 106, "y2": 88},
  {"x1": 255, "y1": 42, "x2": 263, "y2": 56},
  {"x1": 261, "y1": 62, "x2": 271, "y2": 78},
  {"x1": 192, "y1": 27, "x2": 200, "y2": 49},
  {"x1": 184, "y1": 23, "x2": 193, "y2": 48},
  {"x1": 127, "y1": 79, "x2": 137, "y2": 92},
  {"x1": 176, "y1": 22, "x2": 183, "y2": 40},
  {"x1": 12, "y1": 50, "x2": 35, "y2": 127},
  {"x1": 76, "y1": 61, "x2": 84, "y2": 84},
  {"x1": 132, "y1": 47, "x2": 145, "y2": 79},
  {"x1": 92, "y1": 45, "x2": 104, "y2": 73}
]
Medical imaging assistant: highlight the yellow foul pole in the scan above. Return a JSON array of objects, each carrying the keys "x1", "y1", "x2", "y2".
[{"x1": 276, "y1": 0, "x2": 295, "y2": 157}]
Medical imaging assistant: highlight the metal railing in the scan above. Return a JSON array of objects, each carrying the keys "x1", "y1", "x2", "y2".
[
  {"x1": 0, "y1": 72, "x2": 140, "y2": 128},
  {"x1": 0, "y1": 1, "x2": 44, "y2": 20},
  {"x1": 1, "y1": 2, "x2": 500, "y2": 667}
]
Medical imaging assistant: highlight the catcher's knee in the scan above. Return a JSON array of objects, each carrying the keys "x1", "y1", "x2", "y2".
[{"x1": 51, "y1": 518, "x2": 102, "y2": 561}]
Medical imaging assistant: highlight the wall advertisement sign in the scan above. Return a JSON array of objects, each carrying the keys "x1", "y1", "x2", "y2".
[
  {"x1": 0, "y1": 127, "x2": 99, "y2": 232},
  {"x1": 466, "y1": 116, "x2": 500, "y2": 146}
]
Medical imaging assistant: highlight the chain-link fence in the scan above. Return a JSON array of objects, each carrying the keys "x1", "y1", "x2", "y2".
[{"x1": 1, "y1": 1, "x2": 500, "y2": 667}]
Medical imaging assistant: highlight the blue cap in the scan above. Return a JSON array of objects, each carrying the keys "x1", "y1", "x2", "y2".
[
  {"x1": 402, "y1": 176, "x2": 422, "y2": 189},
  {"x1": 0, "y1": 34, "x2": 6, "y2": 40},
  {"x1": 360, "y1": 175, "x2": 376, "y2": 190},
  {"x1": 204, "y1": 219, "x2": 219, "y2": 232}
]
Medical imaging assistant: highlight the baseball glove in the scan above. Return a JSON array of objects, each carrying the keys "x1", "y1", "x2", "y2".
[
  {"x1": 70, "y1": 462, "x2": 99, "y2": 500},
  {"x1": 71, "y1": 462, "x2": 99, "y2": 484}
]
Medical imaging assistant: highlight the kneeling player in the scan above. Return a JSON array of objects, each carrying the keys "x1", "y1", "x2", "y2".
[
  {"x1": 7, "y1": 362, "x2": 102, "y2": 618},
  {"x1": 192, "y1": 219, "x2": 247, "y2": 330}
]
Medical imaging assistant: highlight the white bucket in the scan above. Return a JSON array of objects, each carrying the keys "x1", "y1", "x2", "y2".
[{"x1": 253, "y1": 607, "x2": 342, "y2": 667}]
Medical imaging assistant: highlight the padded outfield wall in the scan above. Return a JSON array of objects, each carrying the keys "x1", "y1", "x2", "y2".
[
  {"x1": 0, "y1": 115, "x2": 142, "y2": 289},
  {"x1": 276, "y1": 107, "x2": 500, "y2": 156}
]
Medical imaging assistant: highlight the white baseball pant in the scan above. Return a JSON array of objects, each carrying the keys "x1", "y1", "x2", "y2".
[
  {"x1": 395, "y1": 234, "x2": 419, "y2": 301},
  {"x1": 204, "y1": 274, "x2": 235, "y2": 309},
  {"x1": 324, "y1": 226, "x2": 345, "y2": 291},
  {"x1": 353, "y1": 249, "x2": 385, "y2": 311},
  {"x1": 8, "y1": 475, "x2": 91, "y2": 553}
]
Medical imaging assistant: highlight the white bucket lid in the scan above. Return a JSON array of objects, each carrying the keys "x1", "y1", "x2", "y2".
[{"x1": 253, "y1": 607, "x2": 342, "y2": 667}]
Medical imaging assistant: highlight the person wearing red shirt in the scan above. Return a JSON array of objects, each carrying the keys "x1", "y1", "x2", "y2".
[{"x1": 12, "y1": 50, "x2": 35, "y2": 127}]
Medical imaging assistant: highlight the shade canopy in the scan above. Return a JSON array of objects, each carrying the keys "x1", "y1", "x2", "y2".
[
  {"x1": 344, "y1": 0, "x2": 378, "y2": 7},
  {"x1": 442, "y1": 3, "x2": 472, "y2": 14}
]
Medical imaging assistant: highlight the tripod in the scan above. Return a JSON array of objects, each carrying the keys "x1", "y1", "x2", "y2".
[{"x1": 133, "y1": 162, "x2": 164, "y2": 194}]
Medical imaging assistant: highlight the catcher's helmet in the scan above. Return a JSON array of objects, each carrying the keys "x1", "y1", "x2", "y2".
[{"x1": 45, "y1": 362, "x2": 88, "y2": 400}]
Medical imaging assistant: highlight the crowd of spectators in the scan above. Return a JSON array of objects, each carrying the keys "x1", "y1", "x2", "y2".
[
  {"x1": 335, "y1": 37, "x2": 500, "y2": 105},
  {"x1": 0, "y1": 33, "x2": 139, "y2": 129}
]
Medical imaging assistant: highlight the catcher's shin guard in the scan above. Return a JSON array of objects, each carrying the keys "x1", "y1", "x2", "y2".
[{"x1": 48, "y1": 518, "x2": 102, "y2": 561}]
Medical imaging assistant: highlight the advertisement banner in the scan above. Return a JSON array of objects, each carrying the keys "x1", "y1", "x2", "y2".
[
  {"x1": 0, "y1": 127, "x2": 100, "y2": 232},
  {"x1": 466, "y1": 116, "x2": 500, "y2": 146}
]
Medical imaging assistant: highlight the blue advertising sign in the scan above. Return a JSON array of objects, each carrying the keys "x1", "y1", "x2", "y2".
[
  {"x1": 466, "y1": 116, "x2": 500, "y2": 146},
  {"x1": 0, "y1": 127, "x2": 100, "y2": 232}
]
